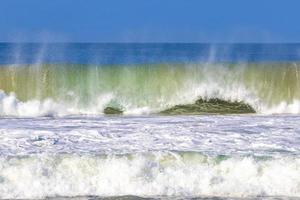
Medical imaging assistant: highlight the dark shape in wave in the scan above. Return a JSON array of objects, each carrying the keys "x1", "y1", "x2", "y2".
[
  {"x1": 160, "y1": 98, "x2": 256, "y2": 115},
  {"x1": 104, "y1": 107, "x2": 123, "y2": 115}
]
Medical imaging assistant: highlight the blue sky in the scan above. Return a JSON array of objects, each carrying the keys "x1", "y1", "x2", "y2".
[{"x1": 0, "y1": 0, "x2": 299, "y2": 42}]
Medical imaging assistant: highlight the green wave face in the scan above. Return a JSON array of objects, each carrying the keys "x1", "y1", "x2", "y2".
[{"x1": 0, "y1": 63, "x2": 299, "y2": 114}]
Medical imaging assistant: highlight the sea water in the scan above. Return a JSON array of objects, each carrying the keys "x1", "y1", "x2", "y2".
[{"x1": 0, "y1": 43, "x2": 300, "y2": 199}]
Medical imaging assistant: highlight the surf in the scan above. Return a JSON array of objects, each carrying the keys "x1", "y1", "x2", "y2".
[
  {"x1": 0, "y1": 152, "x2": 299, "y2": 199},
  {"x1": 0, "y1": 62, "x2": 300, "y2": 116}
]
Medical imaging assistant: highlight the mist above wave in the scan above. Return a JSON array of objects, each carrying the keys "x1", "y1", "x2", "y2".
[{"x1": 0, "y1": 63, "x2": 300, "y2": 116}]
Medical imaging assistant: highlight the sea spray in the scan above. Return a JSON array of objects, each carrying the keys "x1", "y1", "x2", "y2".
[{"x1": 1, "y1": 63, "x2": 300, "y2": 116}]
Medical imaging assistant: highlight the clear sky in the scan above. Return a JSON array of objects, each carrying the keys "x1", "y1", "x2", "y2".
[{"x1": 0, "y1": 0, "x2": 300, "y2": 43}]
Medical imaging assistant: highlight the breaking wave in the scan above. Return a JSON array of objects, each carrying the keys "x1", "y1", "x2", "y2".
[
  {"x1": 0, "y1": 152, "x2": 299, "y2": 199},
  {"x1": 1, "y1": 63, "x2": 300, "y2": 116}
]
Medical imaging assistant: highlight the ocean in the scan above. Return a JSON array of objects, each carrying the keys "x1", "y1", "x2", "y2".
[{"x1": 0, "y1": 43, "x2": 300, "y2": 199}]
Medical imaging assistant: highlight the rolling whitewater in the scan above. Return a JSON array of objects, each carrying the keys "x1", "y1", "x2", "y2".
[{"x1": 1, "y1": 43, "x2": 300, "y2": 199}]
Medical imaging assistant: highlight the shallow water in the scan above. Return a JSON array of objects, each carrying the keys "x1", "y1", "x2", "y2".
[
  {"x1": 1, "y1": 115, "x2": 300, "y2": 156},
  {"x1": 0, "y1": 115, "x2": 299, "y2": 199}
]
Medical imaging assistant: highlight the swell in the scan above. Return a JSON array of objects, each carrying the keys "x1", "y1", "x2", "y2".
[
  {"x1": 0, "y1": 63, "x2": 300, "y2": 116},
  {"x1": 0, "y1": 152, "x2": 299, "y2": 199}
]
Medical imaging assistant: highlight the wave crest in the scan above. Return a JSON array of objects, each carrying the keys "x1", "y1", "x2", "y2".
[
  {"x1": 0, "y1": 152, "x2": 299, "y2": 198},
  {"x1": 1, "y1": 63, "x2": 300, "y2": 116}
]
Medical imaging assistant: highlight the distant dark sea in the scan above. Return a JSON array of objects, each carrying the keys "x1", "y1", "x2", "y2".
[{"x1": 0, "y1": 43, "x2": 300, "y2": 64}]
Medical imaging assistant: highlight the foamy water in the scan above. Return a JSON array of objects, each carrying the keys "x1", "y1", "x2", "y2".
[{"x1": 0, "y1": 115, "x2": 299, "y2": 199}]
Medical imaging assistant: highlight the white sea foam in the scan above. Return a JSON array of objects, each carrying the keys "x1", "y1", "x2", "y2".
[
  {"x1": 0, "y1": 91, "x2": 116, "y2": 117},
  {"x1": 0, "y1": 115, "x2": 299, "y2": 157},
  {"x1": 0, "y1": 153, "x2": 299, "y2": 199},
  {"x1": 0, "y1": 91, "x2": 65, "y2": 117},
  {"x1": 261, "y1": 100, "x2": 300, "y2": 114},
  {"x1": 1, "y1": 88, "x2": 300, "y2": 116},
  {"x1": 0, "y1": 114, "x2": 300, "y2": 198}
]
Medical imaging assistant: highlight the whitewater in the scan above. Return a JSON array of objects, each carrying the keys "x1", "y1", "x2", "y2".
[
  {"x1": 1, "y1": 63, "x2": 300, "y2": 116},
  {"x1": 1, "y1": 115, "x2": 300, "y2": 199},
  {"x1": 1, "y1": 43, "x2": 300, "y2": 199}
]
